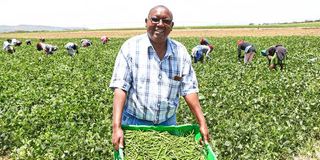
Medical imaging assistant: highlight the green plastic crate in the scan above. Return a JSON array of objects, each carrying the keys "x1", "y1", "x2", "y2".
[{"x1": 114, "y1": 124, "x2": 217, "y2": 160}]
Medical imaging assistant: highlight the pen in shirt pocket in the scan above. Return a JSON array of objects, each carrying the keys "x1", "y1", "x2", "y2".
[{"x1": 173, "y1": 75, "x2": 182, "y2": 81}]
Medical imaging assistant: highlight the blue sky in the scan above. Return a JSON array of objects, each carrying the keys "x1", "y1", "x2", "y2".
[{"x1": 1, "y1": 0, "x2": 319, "y2": 29}]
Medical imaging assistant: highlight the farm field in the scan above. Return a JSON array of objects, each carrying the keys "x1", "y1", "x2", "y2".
[
  {"x1": 0, "y1": 34, "x2": 320, "y2": 159},
  {"x1": 1, "y1": 27, "x2": 320, "y2": 39}
]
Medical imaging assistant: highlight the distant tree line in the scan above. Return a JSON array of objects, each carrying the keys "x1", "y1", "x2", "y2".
[{"x1": 249, "y1": 19, "x2": 320, "y2": 25}]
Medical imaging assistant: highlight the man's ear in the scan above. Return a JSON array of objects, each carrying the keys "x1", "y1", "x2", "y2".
[
  {"x1": 169, "y1": 22, "x2": 174, "y2": 31},
  {"x1": 145, "y1": 18, "x2": 148, "y2": 27}
]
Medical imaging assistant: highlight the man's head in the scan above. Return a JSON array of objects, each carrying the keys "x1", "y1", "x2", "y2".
[
  {"x1": 39, "y1": 38, "x2": 45, "y2": 42},
  {"x1": 200, "y1": 38, "x2": 209, "y2": 45},
  {"x1": 101, "y1": 36, "x2": 110, "y2": 44},
  {"x1": 237, "y1": 39, "x2": 244, "y2": 46},
  {"x1": 70, "y1": 43, "x2": 78, "y2": 54},
  {"x1": 26, "y1": 40, "x2": 32, "y2": 45},
  {"x1": 36, "y1": 43, "x2": 43, "y2": 51},
  {"x1": 145, "y1": 5, "x2": 174, "y2": 44},
  {"x1": 72, "y1": 43, "x2": 78, "y2": 51},
  {"x1": 268, "y1": 47, "x2": 276, "y2": 56}
]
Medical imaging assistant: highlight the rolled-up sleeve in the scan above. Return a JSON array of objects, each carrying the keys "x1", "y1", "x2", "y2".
[{"x1": 109, "y1": 46, "x2": 132, "y2": 92}]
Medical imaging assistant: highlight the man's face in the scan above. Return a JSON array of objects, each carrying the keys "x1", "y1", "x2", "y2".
[{"x1": 146, "y1": 7, "x2": 173, "y2": 43}]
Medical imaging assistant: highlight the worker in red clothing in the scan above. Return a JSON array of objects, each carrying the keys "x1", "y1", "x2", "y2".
[{"x1": 101, "y1": 36, "x2": 110, "y2": 44}]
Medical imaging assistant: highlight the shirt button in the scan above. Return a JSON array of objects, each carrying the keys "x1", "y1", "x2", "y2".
[{"x1": 158, "y1": 74, "x2": 162, "y2": 79}]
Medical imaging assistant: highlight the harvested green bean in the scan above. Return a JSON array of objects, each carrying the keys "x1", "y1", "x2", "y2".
[{"x1": 124, "y1": 130, "x2": 204, "y2": 160}]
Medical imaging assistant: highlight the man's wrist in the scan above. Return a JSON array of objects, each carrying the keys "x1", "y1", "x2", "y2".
[
  {"x1": 113, "y1": 123, "x2": 122, "y2": 129},
  {"x1": 197, "y1": 117, "x2": 207, "y2": 127}
]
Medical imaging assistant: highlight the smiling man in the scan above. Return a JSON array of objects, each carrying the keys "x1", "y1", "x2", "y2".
[{"x1": 109, "y1": 5, "x2": 210, "y2": 151}]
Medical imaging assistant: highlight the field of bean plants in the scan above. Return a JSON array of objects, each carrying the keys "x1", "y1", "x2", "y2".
[{"x1": 0, "y1": 36, "x2": 319, "y2": 159}]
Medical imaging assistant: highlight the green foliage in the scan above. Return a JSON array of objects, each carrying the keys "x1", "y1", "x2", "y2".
[
  {"x1": 0, "y1": 36, "x2": 319, "y2": 159},
  {"x1": 177, "y1": 36, "x2": 320, "y2": 159},
  {"x1": 0, "y1": 38, "x2": 120, "y2": 159}
]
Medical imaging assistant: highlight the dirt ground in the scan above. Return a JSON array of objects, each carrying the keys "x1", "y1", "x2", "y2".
[{"x1": 1, "y1": 27, "x2": 320, "y2": 39}]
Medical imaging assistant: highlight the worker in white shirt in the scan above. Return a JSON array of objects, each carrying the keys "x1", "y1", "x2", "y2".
[
  {"x1": 191, "y1": 44, "x2": 214, "y2": 63},
  {"x1": 64, "y1": 42, "x2": 79, "y2": 56},
  {"x1": 3, "y1": 39, "x2": 15, "y2": 53}
]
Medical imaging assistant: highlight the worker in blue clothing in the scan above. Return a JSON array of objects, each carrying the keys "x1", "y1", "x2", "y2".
[{"x1": 237, "y1": 39, "x2": 256, "y2": 63}]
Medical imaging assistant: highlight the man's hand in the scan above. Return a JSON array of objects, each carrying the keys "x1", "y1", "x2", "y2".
[
  {"x1": 269, "y1": 64, "x2": 275, "y2": 70},
  {"x1": 112, "y1": 126, "x2": 124, "y2": 151},
  {"x1": 199, "y1": 123, "x2": 210, "y2": 144}
]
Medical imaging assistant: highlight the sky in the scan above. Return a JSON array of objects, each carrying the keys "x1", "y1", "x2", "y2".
[{"x1": 1, "y1": 0, "x2": 319, "y2": 29}]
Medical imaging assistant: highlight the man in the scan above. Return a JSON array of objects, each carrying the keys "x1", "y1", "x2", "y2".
[
  {"x1": 3, "y1": 39, "x2": 15, "y2": 53},
  {"x1": 261, "y1": 44, "x2": 287, "y2": 70},
  {"x1": 36, "y1": 42, "x2": 58, "y2": 55},
  {"x1": 191, "y1": 44, "x2": 214, "y2": 63},
  {"x1": 237, "y1": 40, "x2": 256, "y2": 63},
  {"x1": 100, "y1": 36, "x2": 110, "y2": 44},
  {"x1": 109, "y1": 5, "x2": 210, "y2": 151},
  {"x1": 64, "y1": 42, "x2": 79, "y2": 56},
  {"x1": 26, "y1": 40, "x2": 32, "y2": 45},
  {"x1": 81, "y1": 39, "x2": 92, "y2": 47}
]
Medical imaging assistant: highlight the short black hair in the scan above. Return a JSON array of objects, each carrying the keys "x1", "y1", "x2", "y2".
[
  {"x1": 36, "y1": 43, "x2": 43, "y2": 51},
  {"x1": 268, "y1": 47, "x2": 276, "y2": 56}
]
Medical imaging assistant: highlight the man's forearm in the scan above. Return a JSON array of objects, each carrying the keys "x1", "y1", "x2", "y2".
[
  {"x1": 184, "y1": 93, "x2": 207, "y2": 126},
  {"x1": 112, "y1": 88, "x2": 127, "y2": 128}
]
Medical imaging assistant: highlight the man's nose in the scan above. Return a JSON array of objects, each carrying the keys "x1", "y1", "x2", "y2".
[{"x1": 156, "y1": 19, "x2": 165, "y2": 26}]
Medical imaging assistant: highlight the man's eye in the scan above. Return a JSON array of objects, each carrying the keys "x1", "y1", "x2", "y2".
[
  {"x1": 162, "y1": 20, "x2": 172, "y2": 24},
  {"x1": 151, "y1": 18, "x2": 160, "y2": 23},
  {"x1": 150, "y1": 17, "x2": 172, "y2": 25}
]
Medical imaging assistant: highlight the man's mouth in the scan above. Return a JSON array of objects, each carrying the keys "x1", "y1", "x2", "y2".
[{"x1": 155, "y1": 29, "x2": 164, "y2": 34}]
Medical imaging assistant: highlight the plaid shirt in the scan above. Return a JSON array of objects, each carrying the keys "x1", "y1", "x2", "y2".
[{"x1": 109, "y1": 33, "x2": 199, "y2": 124}]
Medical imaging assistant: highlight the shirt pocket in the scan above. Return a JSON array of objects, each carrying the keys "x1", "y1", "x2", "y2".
[{"x1": 167, "y1": 79, "x2": 181, "y2": 101}]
